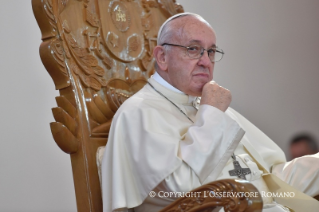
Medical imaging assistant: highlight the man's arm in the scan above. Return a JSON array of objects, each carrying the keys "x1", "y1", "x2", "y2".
[{"x1": 180, "y1": 104, "x2": 244, "y2": 183}]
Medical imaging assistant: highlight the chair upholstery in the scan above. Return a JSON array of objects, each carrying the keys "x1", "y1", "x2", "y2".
[{"x1": 32, "y1": 0, "x2": 262, "y2": 211}]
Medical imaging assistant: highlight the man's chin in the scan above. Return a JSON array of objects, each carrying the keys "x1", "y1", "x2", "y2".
[{"x1": 188, "y1": 85, "x2": 205, "y2": 97}]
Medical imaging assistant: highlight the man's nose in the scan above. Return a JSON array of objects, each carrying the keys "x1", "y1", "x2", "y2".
[{"x1": 197, "y1": 50, "x2": 212, "y2": 67}]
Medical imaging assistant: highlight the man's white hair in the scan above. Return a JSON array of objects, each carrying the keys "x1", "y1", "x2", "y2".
[{"x1": 157, "y1": 12, "x2": 211, "y2": 45}]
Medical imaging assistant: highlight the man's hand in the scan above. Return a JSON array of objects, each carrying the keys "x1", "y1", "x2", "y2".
[{"x1": 200, "y1": 81, "x2": 232, "y2": 112}]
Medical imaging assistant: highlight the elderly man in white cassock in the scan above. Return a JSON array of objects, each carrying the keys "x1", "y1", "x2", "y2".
[{"x1": 101, "y1": 13, "x2": 319, "y2": 212}]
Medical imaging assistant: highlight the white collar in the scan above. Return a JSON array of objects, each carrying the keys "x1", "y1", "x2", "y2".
[
  {"x1": 152, "y1": 72, "x2": 183, "y2": 94},
  {"x1": 151, "y1": 72, "x2": 197, "y2": 103}
]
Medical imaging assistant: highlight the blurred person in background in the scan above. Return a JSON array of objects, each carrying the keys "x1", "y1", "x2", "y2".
[{"x1": 290, "y1": 133, "x2": 318, "y2": 160}]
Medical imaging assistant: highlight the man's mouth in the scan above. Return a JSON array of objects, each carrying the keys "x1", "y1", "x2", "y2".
[{"x1": 193, "y1": 73, "x2": 209, "y2": 78}]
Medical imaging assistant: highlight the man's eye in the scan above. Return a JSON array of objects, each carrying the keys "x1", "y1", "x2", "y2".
[
  {"x1": 208, "y1": 49, "x2": 216, "y2": 54},
  {"x1": 188, "y1": 46, "x2": 200, "y2": 52}
]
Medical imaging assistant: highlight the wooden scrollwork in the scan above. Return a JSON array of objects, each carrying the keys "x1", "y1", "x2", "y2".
[
  {"x1": 160, "y1": 179, "x2": 263, "y2": 212},
  {"x1": 34, "y1": 0, "x2": 184, "y2": 142}
]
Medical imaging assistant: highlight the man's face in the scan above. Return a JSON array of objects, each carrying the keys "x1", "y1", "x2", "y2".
[
  {"x1": 290, "y1": 140, "x2": 314, "y2": 159},
  {"x1": 164, "y1": 17, "x2": 216, "y2": 96}
]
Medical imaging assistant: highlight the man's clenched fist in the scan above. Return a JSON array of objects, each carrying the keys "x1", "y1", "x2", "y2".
[{"x1": 200, "y1": 81, "x2": 232, "y2": 112}]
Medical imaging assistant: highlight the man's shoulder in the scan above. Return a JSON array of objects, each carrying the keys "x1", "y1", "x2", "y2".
[{"x1": 115, "y1": 85, "x2": 165, "y2": 115}]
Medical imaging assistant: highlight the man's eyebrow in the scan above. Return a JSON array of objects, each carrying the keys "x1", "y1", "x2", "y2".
[
  {"x1": 210, "y1": 44, "x2": 217, "y2": 48},
  {"x1": 188, "y1": 40, "x2": 216, "y2": 48}
]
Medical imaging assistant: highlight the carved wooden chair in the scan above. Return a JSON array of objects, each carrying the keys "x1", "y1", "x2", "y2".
[{"x1": 32, "y1": 0, "x2": 262, "y2": 211}]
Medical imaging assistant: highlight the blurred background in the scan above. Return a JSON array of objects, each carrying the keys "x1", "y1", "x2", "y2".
[{"x1": 0, "y1": 0, "x2": 318, "y2": 211}]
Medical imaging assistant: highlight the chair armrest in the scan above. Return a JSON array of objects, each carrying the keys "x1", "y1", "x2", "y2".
[{"x1": 159, "y1": 179, "x2": 263, "y2": 212}]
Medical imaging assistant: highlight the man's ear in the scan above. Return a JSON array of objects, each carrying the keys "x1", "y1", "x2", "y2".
[{"x1": 153, "y1": 46, "x2": 168, "y2": 71}]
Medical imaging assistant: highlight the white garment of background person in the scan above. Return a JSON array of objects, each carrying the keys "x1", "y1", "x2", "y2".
[{"x1": 102, "y1": 73, "x2": 319, "y2": 212}]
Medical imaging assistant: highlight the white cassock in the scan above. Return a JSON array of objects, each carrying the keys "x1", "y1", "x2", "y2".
[{"x1": 101, "y1": 72, "x2": 319, "y2": 212}]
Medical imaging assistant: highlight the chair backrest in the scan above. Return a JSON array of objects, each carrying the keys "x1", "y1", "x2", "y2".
[{"x1": 32, "y1": 1, "x2": 183, "y2": 211}]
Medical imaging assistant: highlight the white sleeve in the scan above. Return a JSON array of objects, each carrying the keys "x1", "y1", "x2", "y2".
[
  {"x1": 159, "y1": 105, "x2": 244, "y2": 192},
  {"x1": 180, "y1": 104, "x2": 245, "y2": 183},
  {"x1": 272, "y1": 152, "x2": 319, "y2": 197}
]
